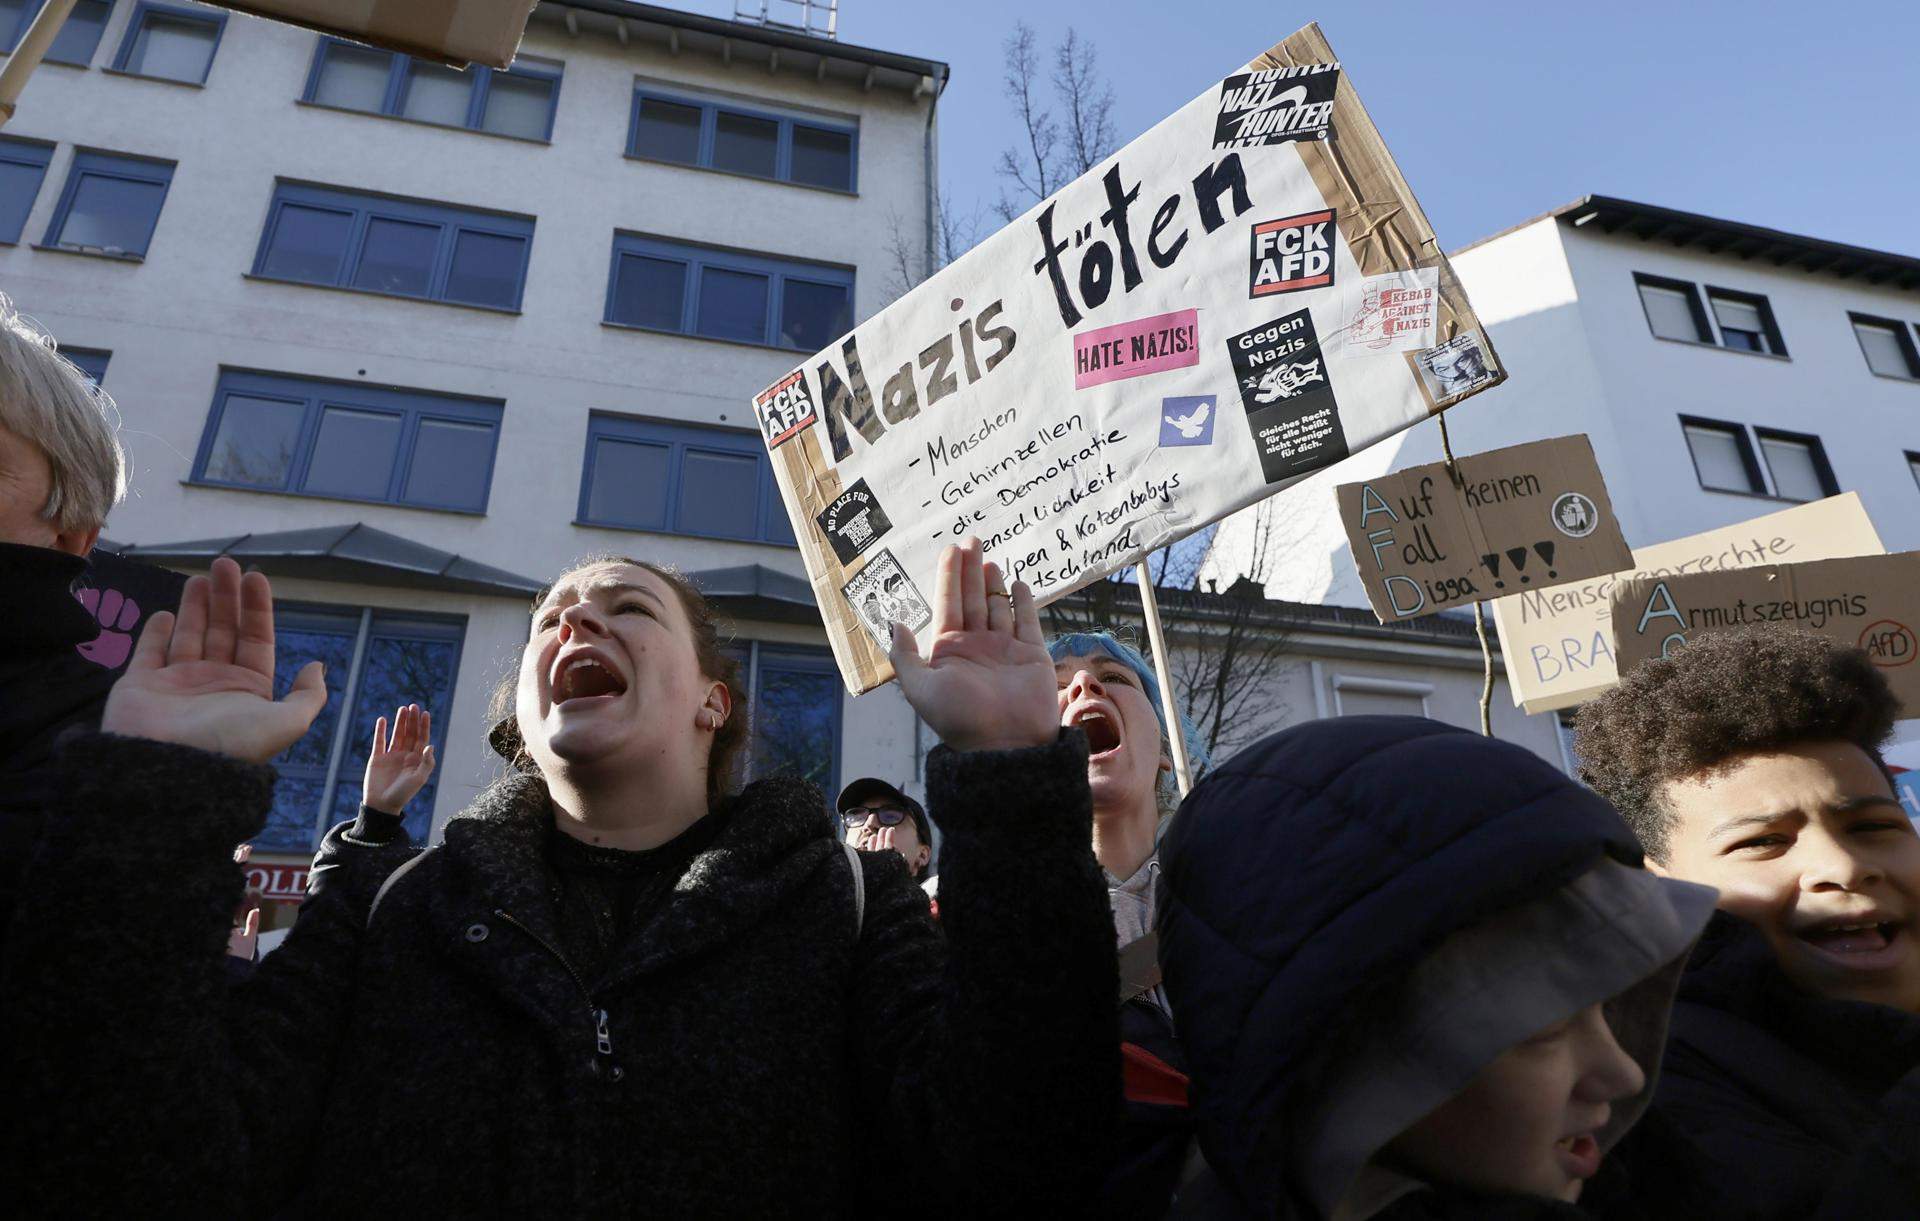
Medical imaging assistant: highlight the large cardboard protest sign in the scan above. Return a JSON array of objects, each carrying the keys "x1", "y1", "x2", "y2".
[
  {"x1": 1611, "y1": 552, "x2": 1920, "y2": 706},
  {"x1": 210, "y1": 1, "x2": 537, "y2": 66},
  {"x1": 757, "y1": 23, "x2": 1506, "y2": 693},
  {"x1": 1490, "y1": 493, "x2": 1884, "y2": 714},
  {"x1": 1336, "y1": 435, "x2": 1631, "y2": 623}
]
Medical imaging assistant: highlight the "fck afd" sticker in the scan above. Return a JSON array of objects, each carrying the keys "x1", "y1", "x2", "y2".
[{"x1": 1250, "y1": 209, "x2": 1335, "y2": 297}]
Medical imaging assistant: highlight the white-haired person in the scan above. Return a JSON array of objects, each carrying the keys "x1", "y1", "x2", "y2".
[{"x1": 0, "y1": 292, "x2": 126, "y2": 949}]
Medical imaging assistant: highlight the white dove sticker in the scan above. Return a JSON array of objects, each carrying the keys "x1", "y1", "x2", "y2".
[{"x1": 1159, "y1": 395, "x2": 1217, "y2": 448}]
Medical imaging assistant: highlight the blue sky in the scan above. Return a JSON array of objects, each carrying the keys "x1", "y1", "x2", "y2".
[{"x1": 690, "y1": 1, "x2": 1918, "y2": 257}]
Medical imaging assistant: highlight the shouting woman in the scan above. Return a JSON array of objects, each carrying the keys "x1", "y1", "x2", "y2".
[{"x1": 1, "y1": 540, "x2": 1118, "y2": 1217}]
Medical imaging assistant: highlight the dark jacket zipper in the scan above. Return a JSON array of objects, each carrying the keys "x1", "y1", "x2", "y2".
[{"x1": 493, "y1": 908, "x2": 616, "y2": 1061}]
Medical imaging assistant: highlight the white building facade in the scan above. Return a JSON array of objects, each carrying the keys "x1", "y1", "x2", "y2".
[
  {"x1": 0, "y1": 0, "x2": 946, "y2": 918},
  {"x1": 1206, "y1": 195, "x2": 1920, "y2": 763}
]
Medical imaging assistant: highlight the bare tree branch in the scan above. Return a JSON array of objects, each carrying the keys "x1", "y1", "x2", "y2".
[
  {"x1": 1051, "y1": 27, "x2": 1117, "y2": 177},
  {"x1": 994, "y1": 21, "x2": 1060, "y2": 222}
]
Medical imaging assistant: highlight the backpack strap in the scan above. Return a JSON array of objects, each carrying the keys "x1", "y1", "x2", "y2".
[
  {"x1": 367, "y1": 847, "x2": 437, "y2": 930},
  {"x1": 840, "y1": 840, "x2": 866, "y2": 940}
]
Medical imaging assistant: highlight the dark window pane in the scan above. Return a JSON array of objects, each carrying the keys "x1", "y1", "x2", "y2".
[
  {"x1": 47, "y1": 0, "x2": 110, "y2": 64},
  {"x1": 263, "y1": 614, "x2": 358, "y2": 850},
  {"x1": 64, "y1": 349, "x2": 110, "y2": 386},
  {"x1": 260, "y1": 204, "x2": 353, "y2": 283},
  {"x1": 443, "y1": 229, "x2": 524, "y2": 309},
  {"x1": 313, "y1": 42, "x2": 393, "y2": 111},
  {"x1": 696, "y1": 266, "x2": 768, "y2": 343},
  {"x1": 333, "y1": 628, "x2": 461, "y2": 842},
  {"x1": 633, "y1": 97, "x2": 701, "y2": 163},
  {"x1": 401, "y1": 61, "x2": 473, "y2": 126},
  {"x1": 352, "y1": 216, "x2": 438, "y2": 296},
  {"x1": 405, "y1": 417, "x2": 494, "y2": 509},
  {"x1": 712, "y1": 111, "x2": 777, "y2": 178},
  {"x1": 789, "y1": 125, "x2": 851, "y2": 190},
  {"x1": 303, "y1": 406, "x2": 400, "y2": 500},
  {"x1": 203, "y1": 394, "x2": 305, "y2": 487},
  {"x1": 0, "y1": 0, "x2": 26, "y2": 50},
  {"x1": 779, "y1": 279, "x2": 850, "y2": 351},
  {"x1": 761, "y1": 474, "x2": 795, "y2": 544},
  {"x1": 751, "y1": 658, "x2": 837, "y2": 791},
  {"x1": 0, "y1": 159, "x2": 45, "y2": 243},
  {"x1": 678, "y1": 449, "x2": 759, "y2": 538},
  {"x1": 610, "y1": 254, "x2": 686, "y2": 330},
  {"x1": 123, "y1": 13, "x2": 219, "y2": 83},
  {"x1": 481, "y1": 72, "x2": 553, "y2": 139},
  {"x1": 55, "y1": 173, "x2": 165, "y2": 254},
  {"x1": 585, "y1": 437, "x2": 669, "y2": 528}
]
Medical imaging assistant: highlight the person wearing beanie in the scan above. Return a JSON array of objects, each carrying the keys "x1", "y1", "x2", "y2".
[{"x1": 1157, "y1": 716, "x2": 1715, "y2": 1219}]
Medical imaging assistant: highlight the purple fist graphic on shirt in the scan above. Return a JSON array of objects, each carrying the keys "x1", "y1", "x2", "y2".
[{"x1": 76, "y1": 586, "x2": 141, "y2": 670}]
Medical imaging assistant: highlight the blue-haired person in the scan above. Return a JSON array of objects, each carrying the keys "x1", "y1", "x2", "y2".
[{"x1": 1049, "y1": 629, "x2": 1209, "y2": 1216}]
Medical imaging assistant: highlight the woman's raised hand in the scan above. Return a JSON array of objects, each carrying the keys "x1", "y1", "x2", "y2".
[
  {"x1": 363, "y1": 704, "x2": 437, "y2": 815},
  {"x1": 102, "y1": 557, "x2": 328, "y2": 764},
  {"x1": 890, "y1": 538, "x2": 1058, "y2": 754}
]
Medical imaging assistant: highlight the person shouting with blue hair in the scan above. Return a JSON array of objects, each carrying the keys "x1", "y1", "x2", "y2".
[{"x1": 1049, "y1": 628, "x2": 1208, "y2": 1217}]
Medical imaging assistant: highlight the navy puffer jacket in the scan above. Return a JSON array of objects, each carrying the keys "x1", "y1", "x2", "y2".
[{"x1": 1157, "y1": 716, "x2": 1644, "y2": 1215}]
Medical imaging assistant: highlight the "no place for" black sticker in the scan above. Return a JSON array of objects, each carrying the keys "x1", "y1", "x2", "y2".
[{"x1": 816, "y1": 478, "x2": 894, "y2": 565}]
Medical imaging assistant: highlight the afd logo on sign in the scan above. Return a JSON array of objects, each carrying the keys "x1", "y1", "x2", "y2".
[
  {"x1": 1159, "y1": 396, "x2": 1217, "y2": 448},
  {"x1": 1250, "y1": 209, "x2": 1335, "y2": 297}
]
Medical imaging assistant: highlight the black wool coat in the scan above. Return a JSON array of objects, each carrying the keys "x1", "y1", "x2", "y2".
[
  {"x1": 1633, "y1": 911, "x2": 1920, "y2": 1218},
  {"x1": 1, "y1": 730, "x2": 1119, "y2": 1219}
]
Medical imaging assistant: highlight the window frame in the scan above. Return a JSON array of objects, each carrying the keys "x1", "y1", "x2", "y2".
[
  {"x1": 1703, "y1": 285, "x2": 1789, "y2": 358},
  {"x1": 0, "y1": 135, "x2": 54, "y2": 245},
  {"x1": 1632, "y1": 272, "x2": 1713, "y2": 345},
  {"x1": 1752, "y1": 425, "x2": 1838, "y2": 502},
  {"x1": 738, "y1": 641, "x2": 843, "y2": 797},
  {"x1": 250, "y1": 180, "x2": 535, "y2": 313},
  {"x1": 300, "y1": 37, "x2": 564, "y2": 143},
  {"x1": 1907, "y1": 451, "x2": 1920, "y2": 496},
  {"x1": 1679, "y1": 415, "x2": 1767, "y2": 497},
  {"x1": 603, "y1": 231, "x2": 853, "y2": 351},
  {"x1": 3, "y1": 0, "x2": 113, "y2": 64},
  {"x1": 626, "y1": 85, "x2": 858, "y2": 194},
  {"x1": 62, "y1": 346, "x2": 111, "y2": 385},
  {"x1": 576, "y1": 411, "x2": 795, "y2": 545},
  {"x1": 190, "y1": 367, "x2": 505, "y2": 514},
  {"x1": 1849, "y1": 311, "x2": 1920, "y2": 382},
  {"x1": 41, "y1": 147, "x2": 175, "y2": 259},
  {"x1": 109, "y1": 1, "x2": 227, "y2": 86},
  {"x1": 265, "y1": 601, "x2": 466, "y2": 852}
]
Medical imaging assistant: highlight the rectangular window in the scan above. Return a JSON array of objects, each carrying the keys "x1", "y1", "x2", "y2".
[
  {"x1": 192, "y1": 369, "x2": 503, "y2": 512},
  {"x1": 605, "y1": 232, "x2": 851, "y2": 350},
  {"x1": 1851, "y1": 312, "x2": 1920, "y2": 381},
  {"x1": 261, "y1": 605, "x2": 464, "y2": 852},
  {"x1": 0, "y1": 136, "x2": 53, "y2": 244},
  {"x1": 1681, "y1": 417, "x2": 1764, "y2": 495},
  {"x1": 1705, "y1": 287, "x2": 1787, "y2": 357},
  {"x1": 578, "y1": 413, "x2": 795, "y2": 545},
  {"x1": 1908, "y1": 452, "x2": 1920, "y2": 496},
  {"x1": 739, "y1": 644, "x2": 841, "y2": 795},
  {"x1": 44, "y1": 149, "x2": 175, "y2": 258},
  {"x1": 1754, "y1": 427, "x2": 1837, "y2": 503},
  {"x1": 303, "y1": 38, "x2": 562, "y2": 142},
  {"x1": 112, "y1": 2, "x2": 225, "y2": 85},
  {"x1": 62, "y1": 347, "x2": 110, "y2": 386},
  {"x1": 1634, "y1": 272, "x2": 1711, "y2": 343},
  {"x1": 4, "y1": 0, "x2": 113, "y2": 63},
  {"x1": 627, "y1": 86, "x2": 857, "y2": 192},
  {"x1": 252, "y1": 181, "x2": 534, "y2": 311}
]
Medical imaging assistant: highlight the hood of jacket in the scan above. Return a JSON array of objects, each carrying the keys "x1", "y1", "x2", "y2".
[{"x1": 1157, "y1": 716, "x2": 1704, "y2": 1215}]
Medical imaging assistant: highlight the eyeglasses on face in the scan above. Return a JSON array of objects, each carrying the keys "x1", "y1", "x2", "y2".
[{"x1": 840, "y1": 805, "x2": 910, "y2": 828}]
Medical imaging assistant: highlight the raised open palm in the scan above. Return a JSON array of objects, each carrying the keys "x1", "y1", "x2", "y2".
[
  {"x1": 890, "y1": 539, "x2": 1057, "y2": 754},
  {"x1": 102, "y1": 557, "x2": 327, "y2": 764},
  {"x1": 364, "y1": 703, "x2": 437, "y2": 815}
]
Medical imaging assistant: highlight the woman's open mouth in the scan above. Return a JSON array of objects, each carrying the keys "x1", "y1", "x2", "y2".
[
  {"x1": 553, "y1": 655, "x2": 629, "y2": 707},
  {"x1": 1070, "y1": 708, "x2": 1123, "y2": 757}
]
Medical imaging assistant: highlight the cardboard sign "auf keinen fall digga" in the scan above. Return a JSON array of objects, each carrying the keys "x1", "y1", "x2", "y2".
[{"x1": 1337, "y1": 434, "x2": 1633, "y2": 623}]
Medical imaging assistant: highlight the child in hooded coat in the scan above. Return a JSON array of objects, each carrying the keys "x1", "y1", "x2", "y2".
[{"x1": 1156, "y1": 716, "x2": 1716, "y2": 1219}]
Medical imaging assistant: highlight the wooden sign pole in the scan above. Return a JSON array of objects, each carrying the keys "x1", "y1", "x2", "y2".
[{"x1": 1135, "y1": 560, "x2": 1194, "y2": 797}]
